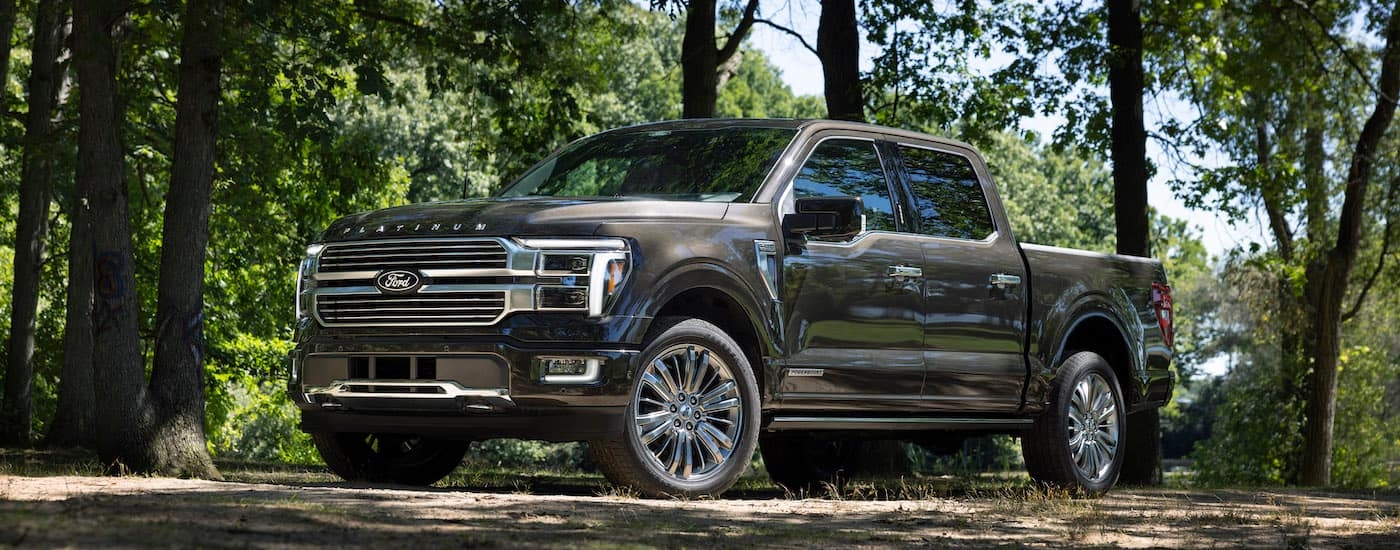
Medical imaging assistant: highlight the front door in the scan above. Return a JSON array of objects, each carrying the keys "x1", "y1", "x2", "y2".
[{"x1": 777, "y1": 137, "x2": 926, "y2": 411}]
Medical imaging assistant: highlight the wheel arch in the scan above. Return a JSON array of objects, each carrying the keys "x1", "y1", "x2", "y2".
[
  {"x1": 642, "y1": 263, "x2": 773, "y2": 398},
  {"x1": 1047, "y1": 304, "x2": 1148, "y2": 411}
]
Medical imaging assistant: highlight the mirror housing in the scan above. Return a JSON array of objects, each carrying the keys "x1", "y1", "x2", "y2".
[{"x1": 784, "y1": 196, "x2": 863, "y2": 241}]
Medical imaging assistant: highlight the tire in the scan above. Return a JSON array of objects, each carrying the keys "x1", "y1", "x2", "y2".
[
  {"x1": 1022, "y1": 351, "x2": 1126, "y2": 496},
  {"x1": 760, "y1": 434, "x2": 860, "y2": 495},
  {"x1": 589, "y1": 317, "x2": 761, "y2": 498},
  {"x1": 1118, "y1": 407, "x2": 1164, "y2": 486},
  {"x1": 312, "y1": 432, "x2": 470, "y2": 486}
]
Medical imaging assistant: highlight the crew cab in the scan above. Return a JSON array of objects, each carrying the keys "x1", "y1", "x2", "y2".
[{"x1": 289, "y1": 119, "x2": 1175, "y2": 496}]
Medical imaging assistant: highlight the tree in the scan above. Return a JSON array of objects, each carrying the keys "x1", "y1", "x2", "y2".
[
  {"x1": 660, "y1": 0, "x2": 759, "y2": 118},
  {"x1": 1107, "y1": 0, "x2": 1149, "y2": 257},
  {"x1": 3, "y1": 0, "x2": 69, "y2": 446},
  {"x1": 1162, "y1": 1, "x2": 1400, "y2": 486},
  {"x1": 817, "y1": 0, "x2": 861, "y2": 121}
]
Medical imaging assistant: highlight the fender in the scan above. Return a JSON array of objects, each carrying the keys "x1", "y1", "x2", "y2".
[
  {"x1": 633, "y1": 260, "x2": 777, "y2": 357},
  {"x1": 1032, "y1": 289, "x2": 1150, "y2": 408}
]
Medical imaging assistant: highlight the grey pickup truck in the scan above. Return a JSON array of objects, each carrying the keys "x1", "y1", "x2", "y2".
[{"x1": 289, "y1": 119, "x2": 1175, "y2": 497}]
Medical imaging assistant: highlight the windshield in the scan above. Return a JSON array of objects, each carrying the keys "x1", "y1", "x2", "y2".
[{"x1": 497, "y1": 126, "x2": 797, "y2": 202}]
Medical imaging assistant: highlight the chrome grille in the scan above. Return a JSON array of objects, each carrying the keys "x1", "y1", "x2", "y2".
[
  {"x1": 316, "y1": 290, "x2": 507, "y2": 326},
  {"x1": 317, "y1": 240, "x2": 507, "y2": 273}
]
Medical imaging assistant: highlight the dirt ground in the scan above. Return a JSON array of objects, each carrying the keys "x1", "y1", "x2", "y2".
[{"x1": 2, "y1": 469, "x2": 1398, "y2": 549}]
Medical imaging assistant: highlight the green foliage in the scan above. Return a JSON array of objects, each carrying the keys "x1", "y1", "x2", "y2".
[
  {"x1": 465, "y1": 440, "x2": 591, "y2": 472},
  {"x1": 979, "y1": 130, "x2": 1114, "y2": 252}
]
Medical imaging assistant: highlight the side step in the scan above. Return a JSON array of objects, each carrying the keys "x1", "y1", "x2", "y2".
[{"x1": 766, "y1": 416, "x2": 1033, "y2": 432}]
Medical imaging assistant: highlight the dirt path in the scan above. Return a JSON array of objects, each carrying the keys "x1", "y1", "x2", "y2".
[{"x1": 2, "y1": 474, "x2": 1398, "y2": 548}]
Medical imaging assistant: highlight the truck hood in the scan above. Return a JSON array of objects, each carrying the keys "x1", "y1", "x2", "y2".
[{"x1": 318, "y1": 197, "x2": 732, "y2": 242}]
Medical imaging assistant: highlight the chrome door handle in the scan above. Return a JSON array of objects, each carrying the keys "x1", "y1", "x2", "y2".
[
  {"x1": 989, "y1": 273, "x2": 1022, "y2": 288},
  {"x1": 887, "y1": 265, "x2": 923, "y2": 279}
]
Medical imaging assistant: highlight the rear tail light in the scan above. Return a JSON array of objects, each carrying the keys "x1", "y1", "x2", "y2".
[{"x1": 1151, "y1": 282, "x2": 1174, "y2": 347}]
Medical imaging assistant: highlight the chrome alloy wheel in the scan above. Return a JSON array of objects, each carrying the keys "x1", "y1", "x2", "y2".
[
  {"x1": 630, "y1": 343, "x2": 744, "y2": 483},
  {"x1": 1067, "y1": 372, "x2": 1120, "y2": 482}
]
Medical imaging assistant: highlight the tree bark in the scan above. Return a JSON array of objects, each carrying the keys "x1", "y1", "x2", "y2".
[
  {"x1": 46, "y1": 183, "x2": 96, "y2": 449},
  {"x1": 2, "y1": 0, "x2": 68, "y2": 446},
  {"x1": 74, "y1": 0, "x2": 156, "y2": 472},
  {"x1": 817, "y1": 0, "x2": 862, "y2": 121},
  {"x1": 679, "y1": 0, "x2": 758, "y2": 118},
  {"x1": 1107, "y1": 0, "x2": 1149, "y2": 257},
  {"x1": 1298, "y1": 4, "x2": 1400, "y2": 487},
  {"x1": 146, "y1": 0, "x2": 224, "y2": 478}
]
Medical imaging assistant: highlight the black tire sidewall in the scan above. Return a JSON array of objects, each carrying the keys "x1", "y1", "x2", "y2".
[{"x1": 1025, "y1": 351, "x2": 1127, "y2": 495}]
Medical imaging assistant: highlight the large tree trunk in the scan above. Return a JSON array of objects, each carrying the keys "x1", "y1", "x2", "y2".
[
  {"x1": 146, "y1": 0, "x2": 224, "y2": 478},
  {"x1": 1298, "y1": 5, "x2": 1400, "y2": 487},
  {"x1": 679, "y1": 0, "x2": 757, "y2": 118},
  {"x1": 46, "y1": 184, "x2": 96, "y2": 449},
  {"x1": 817, "y1": 0, "x2": 862, "y2": 121},
  {"x1": 680, "y1": 0, "x2": 718, "y2": 118},
  {"x1": 74, "y1": 0, "x2": 157, "y2": 472},
  {"x1": 1107, "y1": 0, "x2": 1149, "y2": 257},
  {"x1": 2, "y1": 0, "x2": 68, "y2": 446}
]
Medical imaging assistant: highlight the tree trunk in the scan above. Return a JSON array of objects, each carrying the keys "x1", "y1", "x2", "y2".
[
  {"x1": 2, "y1": 0, "x2": 68, "y2": 447},
  {"x1": 1107, "y1": 0, "x2": 1149, "y2": 257},
  {"x1": 817, "y1": 0, "x2": 862, "y2": 122},
  {"x1": 681, "y1": 0, "x2": 718, "y2": 118},
  {"x1": 146, "y1": 0, "x2": 223, "y2": 478},
  {"x1": 1298, "y1": 4, "x2": 1400, "y2": 487},
  {"x1": 46, "y1": 183, "x2": 96, "y2": 449},
  {"x1": 679, "y1": 0, "x2": 757, "y2": 118},
  {"x1": 74, "y1": 0, "x2": 157, "y2": 473}
]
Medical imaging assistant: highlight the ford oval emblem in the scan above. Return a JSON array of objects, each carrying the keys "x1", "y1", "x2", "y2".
[{"x1": 375, "y1": 270, "x2": 422, "y2": 294}]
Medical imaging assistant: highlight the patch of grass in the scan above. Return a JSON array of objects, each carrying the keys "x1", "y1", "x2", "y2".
[{"x1": 0, "y1": 448, "x2": 104, "y2": 477}]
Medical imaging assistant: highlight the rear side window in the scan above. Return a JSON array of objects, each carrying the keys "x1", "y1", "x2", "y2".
[
  {"x1": 791, "y1": 139, "x2": 896, "y2": 233},
  {"x1": 900, "y1": 146, "x2": 994, "y2": 240}
]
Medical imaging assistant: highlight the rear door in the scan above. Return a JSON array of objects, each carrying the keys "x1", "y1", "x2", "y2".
[
  {"x1": 775, "y1": 136, "x2": 926, "y2": 412},
  {"x1": 892, "y1": 142, "x2": 1029, "y2": 412}
]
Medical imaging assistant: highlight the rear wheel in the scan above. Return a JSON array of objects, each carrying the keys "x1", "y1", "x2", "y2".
[
  {"x1": 760, "y1": 434, "x2": 860, "y2": 495},
  {"x1": 1022, "y1": 351, "x2": 1125, "y2": 496},
  {"x1": 312, "y1": 432, "x2": 470, "y2": 486},
  {"x1": 590, "y1": 317, "x2": 760, "y2": 498}
]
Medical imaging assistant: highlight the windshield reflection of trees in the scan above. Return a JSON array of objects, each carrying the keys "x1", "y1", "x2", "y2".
[{"x1": 526, "y1": 128, "x2": 795, "y2": 200}]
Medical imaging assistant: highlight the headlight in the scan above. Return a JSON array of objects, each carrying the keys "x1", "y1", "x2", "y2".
[
  {"x1": 515, "y1": 238, "x2": 631, "y2": 317},
  {"x1": 295, "y1": 244, "x2": 324, "y2": 319}
]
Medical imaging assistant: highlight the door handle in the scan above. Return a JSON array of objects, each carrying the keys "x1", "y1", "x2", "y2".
[
  {"x1": 989, "y1": 273, "x2": 1022, "y2": 289},
  {"x1": 887, "y1": 265, "x2": 923, "y2": 279}
]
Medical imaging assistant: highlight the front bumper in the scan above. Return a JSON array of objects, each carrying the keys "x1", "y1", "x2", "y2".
[{"x1": 288, "y1": 323, "x2": 643, "y2": 442}]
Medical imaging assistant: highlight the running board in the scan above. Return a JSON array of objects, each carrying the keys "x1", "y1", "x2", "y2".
[{"x1": 767, "y1": 416, "x2": 1034, "y2": 432}]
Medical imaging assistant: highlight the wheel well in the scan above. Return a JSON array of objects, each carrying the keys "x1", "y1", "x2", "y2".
[
  {"x1": 654, "y1": 288, "x2": 765, "y2": 395},
  {"x1": 1061, "y1": 316, "x2": 1137, "y2": 406}
]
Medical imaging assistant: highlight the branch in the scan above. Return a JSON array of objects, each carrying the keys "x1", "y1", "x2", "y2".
[
  {"x1": 1342, "y1": 174, "x2": 1400, "y2": 322},
  {"x1": 754, "y1": 18, "x2": 817, "y2": 56},
  {"x1": 717, "y1": 0, "x2": 760, "y2": 64},
  {"x1": 1288, "y1": 0, "x2": 1385, "y2": 100}
]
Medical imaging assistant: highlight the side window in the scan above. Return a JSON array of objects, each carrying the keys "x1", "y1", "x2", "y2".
[
  {"x1": 791, "y1": 139, "x2": 896, "y2": 233},
  {"x1": 900, "y1": 146, "x2": 995, "y2": 240}
]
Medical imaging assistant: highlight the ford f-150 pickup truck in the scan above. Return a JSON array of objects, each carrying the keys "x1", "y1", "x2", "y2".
[{"x1": 289, "y1": 119, "x2": 1175, "y2": 497}]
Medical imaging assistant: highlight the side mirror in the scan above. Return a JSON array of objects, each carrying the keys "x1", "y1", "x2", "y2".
[{"x1": 784, "y1": 196, "x2": 864, "y2": 241}]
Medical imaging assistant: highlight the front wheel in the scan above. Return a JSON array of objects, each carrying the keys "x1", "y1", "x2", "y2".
[
  {"x1": 311, "y1": 432, "x2": 470, "y2": 486},
  {"x1": 590, "y1": 317, "x2": 761, "y2": 498},
  {"x1": 1022, "y1": 351, "x2": 1126, "y2": 496}
]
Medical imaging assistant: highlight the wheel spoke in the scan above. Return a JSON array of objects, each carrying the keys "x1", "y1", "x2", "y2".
[
  {"x1": 699, "y1": 380, "x2": 737, "y2": 409},
  {"x1": 642, "y1": 371, "x2": 675, "y2": 402},
  {"x1": 695, "y1": 427, "x2": 727, "y2": 464},
  {"x1": 698, "y1": 422, "x2": 735, "y2": 451},
  {"x1": 654, "y1": 357, "x2": 683, "y2": 397},
  {"x1": 640, "y1": 418, "x2": 672, "y2": 446}
]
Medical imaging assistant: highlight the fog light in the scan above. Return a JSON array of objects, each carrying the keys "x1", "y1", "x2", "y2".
[{"x1": 538, "y1": 357, "x2": 601, "y2": 384}]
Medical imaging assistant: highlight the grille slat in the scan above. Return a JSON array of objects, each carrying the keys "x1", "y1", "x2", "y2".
[
  {"x1": 317, "y1": 291, "x2": 507, "y2": 325},
  {"x1": 318, "y1": 239, "x2": 508, "y2": 273}
]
